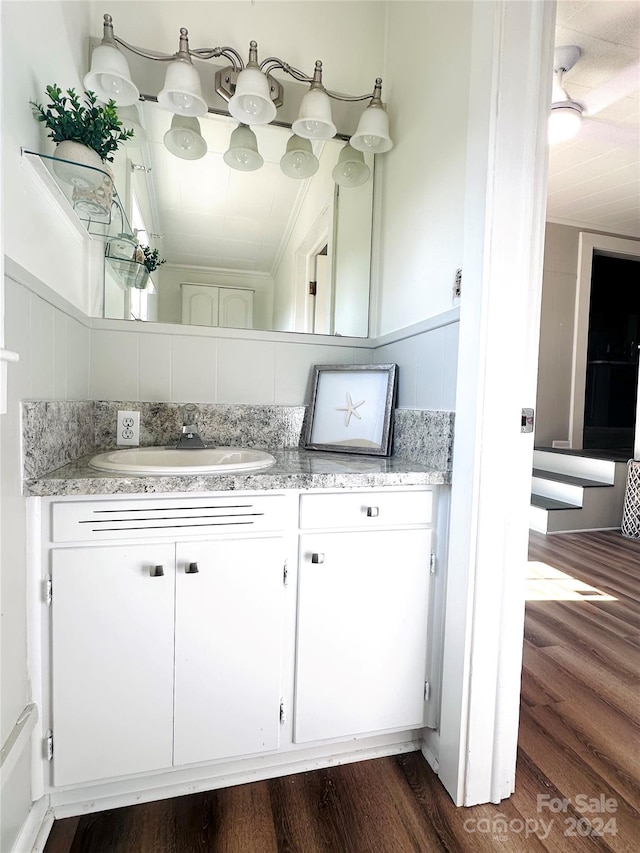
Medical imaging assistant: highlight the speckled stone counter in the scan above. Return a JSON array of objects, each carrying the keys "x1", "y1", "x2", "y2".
[{"x1": 24, "y1": 448, "x2": 451, "y2": 497}]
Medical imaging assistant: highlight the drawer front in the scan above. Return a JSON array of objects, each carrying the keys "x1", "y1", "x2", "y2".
[
  {"x1": 52, "y1": 495, "x2": 286, "y2": 543},
  {"x1": 299, "y1": 489, "x2": 433, "y2": 530}
]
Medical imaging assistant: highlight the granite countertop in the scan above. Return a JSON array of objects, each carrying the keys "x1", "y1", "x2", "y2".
[{"x1": 24, "y1": 448, "x2": 451, "y2": 497}]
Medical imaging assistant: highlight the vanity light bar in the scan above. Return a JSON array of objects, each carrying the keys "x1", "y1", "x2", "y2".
[{"x1": 84, "y1": 12, "x2": 394, "y2": 168}]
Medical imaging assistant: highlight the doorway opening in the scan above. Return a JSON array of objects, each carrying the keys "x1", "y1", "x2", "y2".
[{"x1": 583, "y1": 253, "x2": 640, "y2": 452}]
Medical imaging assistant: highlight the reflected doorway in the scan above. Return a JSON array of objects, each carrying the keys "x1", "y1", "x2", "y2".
[
  {"x1": 307, "y1": 245, "x2": 331, "y2": 335},
  {"x1": 583, "y1": 253, "x2": 640, "y2": 451}
]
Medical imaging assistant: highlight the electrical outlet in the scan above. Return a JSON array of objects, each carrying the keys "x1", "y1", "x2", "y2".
[{"x1": 116, "y1": 410, "x2": 140, "y2": 446}]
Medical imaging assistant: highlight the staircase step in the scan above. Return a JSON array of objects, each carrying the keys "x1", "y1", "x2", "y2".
[
  {"x1": 533, "y1": 449, "x2": 617, "y2": 484},
  {"x1": 531, "y1": 494, "x2": 580, "y2": 511},
  {"x1": 532, "y1": 469, "x2": 613, "y2": 489}
]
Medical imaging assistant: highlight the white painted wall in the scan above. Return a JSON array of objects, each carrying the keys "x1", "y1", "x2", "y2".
[
  {"x1": 373, "y1": 1, "x2": 472, "y2": 336},
  {"x1": 1, "y1": 0, "x2": 99, "y2": 314},
  {"x1": 535, "y1": 223, "x2": 640, "y2": 446},
  {"x1": 1, "y1": 264, "x2": 91, "y2": 853}
]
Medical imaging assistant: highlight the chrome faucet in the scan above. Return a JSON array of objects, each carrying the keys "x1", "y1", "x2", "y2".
[{"x1": 176, "y1": 404, "x2": 206, "y2": 449}]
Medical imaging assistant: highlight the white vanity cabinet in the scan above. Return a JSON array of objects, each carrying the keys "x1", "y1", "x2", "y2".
[
  {"x1": 47, "y1": 495, "x2": 288, "y2": 787},
  {"x1": 173, "y1": 538, "x2": 284, "y2": 767},
  {"x1": 51, "y1": 543, "x2": 176, "y2": 786},
  {"x1": 294, "y1": 490, "x2": 434, "y2": 743},
  {"x1": 37, "y1": 484, "x2": 443, "y2": 802}
]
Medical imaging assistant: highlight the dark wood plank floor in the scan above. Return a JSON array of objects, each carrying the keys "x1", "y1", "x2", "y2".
[{"x1": 45, "y1": 530, "x2": 640, "y2": 853}]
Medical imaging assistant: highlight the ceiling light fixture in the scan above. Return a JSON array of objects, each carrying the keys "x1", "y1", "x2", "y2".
[
  {"x1": 117, "y1": 104, "x2": 147, "y2": 147},
  {"x1": 291, "y1": 61, "x2": 337, "y2": 140},
  {"x1": 227, "y1": 41, "x2": 278, "y2": 125},
  {"x1": 350, "y1": 79, "x2": 393, "y2": 153},
  {"x1": 280, "y1": 135, "x2": 319, "y2": 178},
  {"x1": 83, "y1": 14, "x2": 139, "y2": 105},
  {"x1": 157, "y1": 29, "x2": 208, "y2": 117},
  {"x1": 223, "y1": 123, "x2": 264, "y2": 171},
  {"x1": 548, "y1": 45, "x2": 583, "y2": 145},
  {"x1": 332, "y1": 143, "x2": 371, "y2": 187},
  {"x1": 163, "y1": 115, "x2": 207, "y2": 160}
]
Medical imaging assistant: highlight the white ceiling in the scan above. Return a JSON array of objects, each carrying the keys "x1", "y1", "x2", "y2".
[{"x1": 548, "y1": 0, "x2": 640, "y2": 237}]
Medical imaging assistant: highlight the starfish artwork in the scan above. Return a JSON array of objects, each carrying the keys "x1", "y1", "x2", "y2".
[{"x1": 336, "y1": 391, "x2": 365, "y2": 427}]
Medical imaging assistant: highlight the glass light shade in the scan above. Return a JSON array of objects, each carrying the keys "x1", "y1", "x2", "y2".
[
  {"x1": 164, "y1": 115, "x2": 207, "y2": 160},
  {"x1": 280, "y1": 135, "x2": 319, "y2": 179},
  {"x1": 292, "y1": 87, "x2": 336, "y2": 140},
  {"x1": 332, "y1": 144, "x2": 370, "y2": 187},
  {"x1": 223, "y1": 124, "x2": 263, "y2": 171},
  {"x1": 228, "y1": 67, "x2": 277, "y2": 125},
  {"x1": 117, "y1": 105, "x2": 148, "y2": 148},
  {"x1": 548, "y1": 104, "x2": 582, "y2": 144},
  {"x1": 350, "y1": 103, "x2": 393, "y2": 153},
  {"x1": 84, "y1": 42, "x2": 140, "y2": 106},
  {"x1": 158, "y1": 58, "x2": 208, "y2": 117}
]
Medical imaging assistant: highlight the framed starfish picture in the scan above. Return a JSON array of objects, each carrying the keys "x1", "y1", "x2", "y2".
[{"x1": 304, "y1": 364, "x2": 398, "y2": 456}]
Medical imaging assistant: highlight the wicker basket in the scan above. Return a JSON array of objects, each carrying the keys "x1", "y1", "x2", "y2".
[{"x1": 621, "y1": 460, "x2": 640, "y2": 538}]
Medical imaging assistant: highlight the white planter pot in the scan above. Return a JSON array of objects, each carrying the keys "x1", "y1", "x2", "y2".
[{"x1": 52, "y1": 141, "x2": 106, "y2": 189}]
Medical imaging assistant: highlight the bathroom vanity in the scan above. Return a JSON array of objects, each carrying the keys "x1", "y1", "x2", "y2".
[{"x1": 26, "y1": 450, "x2": 450, "y2": 815}]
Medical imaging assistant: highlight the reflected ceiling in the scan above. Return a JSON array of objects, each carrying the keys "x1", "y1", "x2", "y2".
[{"x1": 137, "y1": 105, "x2": 333, "y2": 273}]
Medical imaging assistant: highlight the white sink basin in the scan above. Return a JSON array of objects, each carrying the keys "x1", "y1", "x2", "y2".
[{"x1": 88, "y1": 446, "x2": 277, "y2": 476}]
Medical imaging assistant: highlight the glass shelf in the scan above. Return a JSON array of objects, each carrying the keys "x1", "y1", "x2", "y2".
[
  {"x1": 21, "y1": 148, "x2": 135, "y2": 243},
  {"x1": 105, "y1": 255, "x2": 156, "y2": 292}
]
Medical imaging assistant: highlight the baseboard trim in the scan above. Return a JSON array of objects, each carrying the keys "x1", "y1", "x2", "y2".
[
  {"x1": 50, "y1": 736, "x2": 422, "y2": 819},
  {"x1": 10, "y1": 797, "x2": 51, "y2": 853}
]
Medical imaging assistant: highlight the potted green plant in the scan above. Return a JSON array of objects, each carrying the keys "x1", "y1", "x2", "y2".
[
  {"x1": 30, "y1": 84, "x2": 134, "y2": 188},
  {"x1": 130, "y1": 244, "x2": 166, "y2": 289},
  {"x1": 140, "y1": 245, "x2": 166, "y2": 274}
]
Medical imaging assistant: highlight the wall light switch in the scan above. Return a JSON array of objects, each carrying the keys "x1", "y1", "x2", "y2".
[{"x1": 117, "y1": 410, "x2": 140, "y2": 446}]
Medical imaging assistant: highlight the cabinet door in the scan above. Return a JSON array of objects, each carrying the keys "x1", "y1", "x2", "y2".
[
  {"x1": 218, "y1": 288, "x2": 253, "y2": 329},
  {"x1": 51, "y1": 544, "x2": 175, "y2": 786},
  {"x1": 295, "y1": 528, "x2": 432, "y2": 743},
  {"x1": 181, "y1": 284, "x2": 220, "y2": 326},
  {"x1": 174, "y1": 537, "x2": 284, "y2": 765}
]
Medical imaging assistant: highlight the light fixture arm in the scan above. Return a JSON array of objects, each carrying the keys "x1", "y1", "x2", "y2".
[
  {"x1": 260, "y1": 57, "x2": 317, "y2": 84},
  {"x1": 190, "y1": 45, "x2": 244, "y2": 69},
  {"x1": 259, "y1": 54, "x2": 384, "y2": 104},
  {"x1": 103, "y1": 14, "x2": 243, "y2": 70}
]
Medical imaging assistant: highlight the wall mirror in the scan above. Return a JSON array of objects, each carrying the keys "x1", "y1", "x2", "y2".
[{"x1": 104, "y1": 99, "x2": 374, "y2": 337}]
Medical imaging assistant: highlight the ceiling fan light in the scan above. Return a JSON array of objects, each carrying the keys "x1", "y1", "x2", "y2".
[
  {"x1": 229, "y1": 66, "x2": 277, "y2": 125},
  {"x1": 84, "y1": 41, "x2": 140, "y2": 106},
  {"x1": 164, "y1": 115, "x2": 207, "y2": 160},
  {"x1": 158, "y1": 57, "x2": 208, "y2": 117},
  {"x1": 223, "y1": 123, "x2": 264, "y2": 171},
  {"x1": 280, "y1": 135, "x2": 319, "y2": 178},
  {"x1": 350, "y1": 102, "x2": 393, "y2": 153},
  {"x1": 332, "y1": 143, "x2": 370, "y2": 187},
  {"x1": 548, "y1": 103, "x2": 582, "y2": 144},
  {"x1": 292, "y1": 86, "x2": 336, "y2": 140}
]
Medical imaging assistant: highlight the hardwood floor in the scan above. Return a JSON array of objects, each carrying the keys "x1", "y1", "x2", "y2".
[{"x1": 45, "y1": 530, "x2": 640, "y2": 853}]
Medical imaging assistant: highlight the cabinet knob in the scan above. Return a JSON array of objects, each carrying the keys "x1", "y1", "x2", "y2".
[
  {"x1": 186, "y1": 562, "x2": 199, "y2": 574},
  {"x1": 311, "y1": 553, "x2": 325, "y2": 564},
  {"x1": 150, "y1": 565, "x2": 164, "y2": 577},
  {"x1": 366, "y1": 506, "x2": 379, "y2": 517}
]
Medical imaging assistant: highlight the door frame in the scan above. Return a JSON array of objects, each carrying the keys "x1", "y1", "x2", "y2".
[
  {"x1": 569, "y1": 232, "x2": 640, "y2": 450},
  {"x1": 437, "y1": 0, "x2": 555, "y2": 806}
]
